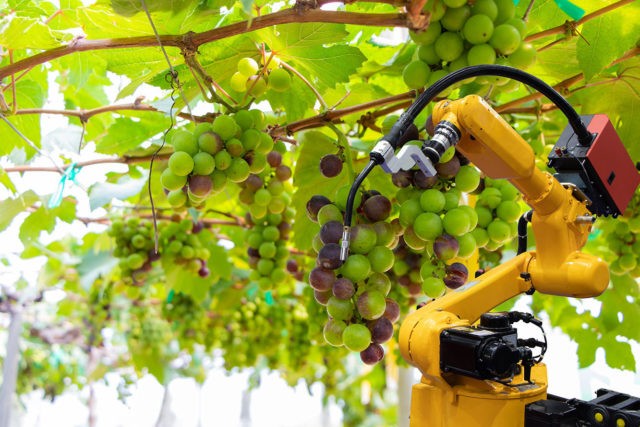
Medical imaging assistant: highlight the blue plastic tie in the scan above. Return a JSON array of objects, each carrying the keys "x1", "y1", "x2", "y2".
[
  {"x1": 554, "y1": 0, "x2": 585, "y2": 21},
  {"x1": 167, "y1": 289, "x2": 175, "y2": 303},
  {"x1": 48, "y1": 162, "x2": 81, "y2": 209},
  {"x1": 513, "y1": 0, "x2": 584, "y2": 20},
  {"x1": 265, "y1": 290, "x2": 274, "y2": 305}
]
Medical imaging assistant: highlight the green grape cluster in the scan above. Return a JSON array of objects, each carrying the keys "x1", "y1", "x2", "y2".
[
  {"x1": 127, "y1": 306, "x2": 172, "y2": 352},
  {"x1": 86, "y1": 281, "x2": 113, "y2": 346},
  {"x1": 404, "y1": 0, "x2": 536, "y2": 94},
  {"x1": 159, "y1": 218, "x2": 212, "y2": 277},
  {"x1": 591, "y1": 191, "x2": 640, "y2": 277},
  {"x1": 161, "y1": 109, "x2": 275, "y2": 208},
  {"x1": 109, "y1": 217, "x2": 161, "y2": 284},
  {"x1": 473, "y1": 176, "x2": 523, "y2": 250},
  {"x1": 217, "y1": 297, "x2": 287, "y2": 369},
  {"x1": 392, "y1": 142, "x2": 523, "y2": 294},
  {"x1": 229, "y1": 56, "x2": 292, "y2": 97},
  {"x1": 17, "y1": 347, "x2": 82, "y2": 401},
  {"x1": 240, "y1": 151, "x2": 295, "y2": 290},
  {"x1": 163, "y1": 292, "x2": 216, "y2": 350},
  {"x1": 305, "y1": 189, "x2": 399, "y2": 365}
]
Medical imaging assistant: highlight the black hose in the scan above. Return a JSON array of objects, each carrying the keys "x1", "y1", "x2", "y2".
[
  {"x1": 517, "y1": 210, "x2": 533, "y2": 255},
  {"x1": 384, "y1": 65, "x2": 593, "y2": 150},
  {"x1": 344, "y1": 159, "x2": 378, "y2": 229}
]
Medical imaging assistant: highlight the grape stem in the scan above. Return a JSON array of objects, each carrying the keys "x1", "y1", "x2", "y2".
[
  {"x1": 280, "y1": 60, "x2": 328, "y2": 110},
  {"x1": 327, "y1": 123, "x2": 356, "y2": 181}
]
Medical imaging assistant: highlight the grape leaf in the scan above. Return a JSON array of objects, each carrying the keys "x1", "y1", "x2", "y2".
[
  {"x1": 280, "y1": 45, "x2": 367, "y2": 91},
  {"x1": 266, "y1": 76, "x2": 316, "y2": 122},
  {"x1": 256, "y1": 23, "x2": 350, "y2": 51},
  {"x1": 603, "y1": 337, "x2": 636, "y2": 371},
  {"x1": 77, "y1": 250, "x2": 118, "y2": 291},
  {"x1": 94, "y1": 114, "x2": 168, "y2": 154},
  {"x1": 19, "y1": 199, "x2": 76, "y2": 242},
  {"x1": 0, "y1": 190, "x2": 38, "y2": 232},
  {"x1": 574, "y1": 328, "x2": 598, "y2": 368},
  {"x1": 576, "y1": 2, "x2": 640, "y2": 81},
  {"x1": 256, "y1": 23, "x2": 365, "y2": 90},
  {"x1": 0, "y1": 168, "x2": 17, "y2": 194},
  {"x1": 569, "y1": 58, "x2": 640, "y2": 160},
  {"x1": 0, "y1": 16, "x2": 72, "y2": 49},
  {"x1": 0, "y1": 80, "x2": 45, "y2": 157},
  {"x1": 88, "y1": 173, "x2": 148, "y2": 210}
]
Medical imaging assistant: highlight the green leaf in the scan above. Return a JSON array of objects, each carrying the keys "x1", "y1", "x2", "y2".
[
  {"x1": 19, "y1": 199, "x2": 76, "y2": 242},
  {"x1": 257, "y1": 23, "x2": 350, "y2": 51},
  {"x1": 576, "y1": 2, "x2": 640, "y2": 81},
  {"x1": 574, "y1": 329, "x2": 598, "y2": 368},
  {"x1": 0, "y1": 80, "x2": 45, "y2": 157},
  {"x1": 281, "y1": 45, "x2": 366, "y2": 91},
  {"x1": 199, "y1": 36, "x2": 261, "y2": 87},
  {"x1": 95, "y1": 115, "x2": 168, "y2": 154},
  {"x1": 0, "y1": 190, "x2": 38, "y2": 232},
  {"x1": 266, "y1": 76, "x2": 316, "y2": 122},
  {"x1": 603, "y1": 337, "x2": 636, "y2": 371},
  {"x1": 77, "y1": 250, "x2": 118, "y2": 291},
  {"x1": 88, "y1": 173, "x2": 148, "y2": 210},
  {"x1": 0, "y1": 167, "x2": 17, "y2": 194},
  {"x1": 208, "y1": 244, "x2": 232, "y2": 281},
  {"x1": 0, "y1": 16, "x2": 71, "y2": 49},
  {"x1": 570, "y1": 58, "x2": 640, "y2": 159}
]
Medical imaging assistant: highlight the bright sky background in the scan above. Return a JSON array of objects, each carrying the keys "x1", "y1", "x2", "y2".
[{"x1": 1, "y1": 23, "x2": 639, "y2": 427}]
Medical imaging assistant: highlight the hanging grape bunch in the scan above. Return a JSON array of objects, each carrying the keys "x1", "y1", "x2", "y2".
[
  {"x1": 240, "y1": 147, "x2": 294, "y2": 291},
  {"x1": 109, "y1": 217, "x2": 161, "y2": 285},
  {"x1": 163, "y1": 292, "x2": 216, "y2": 350},
  {"x1": 306, "y1": 187, "x2": 399, "y2": 365},
  {"x1": 161, "y1": 108, "x2": 275, "y2": 208},
  {"x1": 217, "y1": 297, "x2": 287, "y2": 370},
  {"x1": 404, "y1": 0, "x2": 536, "y2": 94},
  {"x1": 592, "y1": 190, "x2": 640, "y2": 277},
  {"x1": 159, "y1": 218, "x2": 212, "y2": 277},
  {"x1": 229, "y1": 56, "x2": 292, "y2": 97}
]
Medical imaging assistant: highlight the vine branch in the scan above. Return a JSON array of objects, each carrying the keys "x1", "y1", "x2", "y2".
[
  {"x1": 12, "y1": 98, "x2": 212, "y2": 122},
  {"x1": 524, "y1": 0, "x2": 635, "y2": 42},
  {"x1": 0, "y1": 2, "x2": 420, "y2": 81}
]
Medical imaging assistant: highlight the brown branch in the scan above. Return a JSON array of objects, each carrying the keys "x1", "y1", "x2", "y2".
[
  {"x1": 3, "y1": 154, "x2": 171, "y2": 173},
  {"x1": 0, "y1": 4, "x2": 417, "y2": 81},
  {"x1": 274, "y1": 90, "x2": 417, "y2": 136},
  {"x1": 13, "y1": 100, "x2": 212, "y2": 122},
  {"x1": 522, "y1": 0, "x2": 535, "y2": 21},
  {"x1": 496, "y1": 47, "x2": 640, "y2": 113},
  {"x1": 524, "y1": 0, "x2": 635, "y2": 42},
  {"x1": 77, "y1": 214, "x2": 247, "y2": 228}
]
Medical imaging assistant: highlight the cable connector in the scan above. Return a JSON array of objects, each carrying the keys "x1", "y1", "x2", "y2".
[
  {"x1": 370, "y1": 140, "x2": 437, "y2": 178},
  {"x1": 340, "y1": 227, "x2": 351, "y2": 262}
]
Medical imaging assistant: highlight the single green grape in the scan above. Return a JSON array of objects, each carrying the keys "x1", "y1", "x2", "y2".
[
  {"x1": 161, "y1": 168, "x2": 187, "y2": 191},
  {"x1": 463, "y1": 14, "x2": 494, "y2": 44},
  {"x1": 435, "y1": 32, "x2": 464, "y2": 61},
  {"x1": 168, "y1": 152, "x2": 194, "y2": 177}
]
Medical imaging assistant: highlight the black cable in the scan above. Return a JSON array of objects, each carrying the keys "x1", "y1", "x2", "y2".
[
  {"x1": 517, "y1": 210, "x2": 533, "y2": 255},
  {"x1": 341, "y1": 160, "x2": 379, "y2": 261},
  {"x1": 344, "y1": 160, "x2": 378, "y2": 229},
  {"x1": 383, "y1": 65, "x2": 593, "y2": 150}
]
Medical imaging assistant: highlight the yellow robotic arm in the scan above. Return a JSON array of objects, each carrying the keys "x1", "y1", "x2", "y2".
[
  {"x1": 342, "y1": 65, "x2": 640, "y2": 426},
  {"x1": 398, "y1": 95, "x2": 610, "y2": 427}
]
